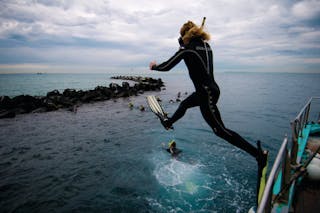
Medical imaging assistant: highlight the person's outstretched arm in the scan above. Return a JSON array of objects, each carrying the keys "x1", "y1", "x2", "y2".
[{"x1": 150, "y1": 49, "x2": 184, "y2": 71}]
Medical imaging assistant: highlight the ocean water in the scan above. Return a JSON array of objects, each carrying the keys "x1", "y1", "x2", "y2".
[
  {"x1": 0, "y1": 72, "x2": 319, "y2": 212},
  {"x1": 0, "y1": 73, "x2": 132, "y2": 97}
]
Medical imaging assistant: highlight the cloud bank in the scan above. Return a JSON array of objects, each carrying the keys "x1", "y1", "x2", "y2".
[{"x1": 0, "y1": 0, "x2": 319, "y2": 73}]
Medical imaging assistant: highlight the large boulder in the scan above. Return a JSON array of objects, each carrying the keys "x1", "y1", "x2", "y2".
[
  {"x1": 109, "y1": 83, "x2": 121, "y2": 91},
  {"x1": 47, "y1": 90, "x2": 61, "y2": 97},
  {"x1": 94, "y1": 86, "x2": 113, "y2": 98},
  {"x1": 11, "y1": 95, "x2": 42, "y2": 113},
  {"x1": 0, "y1": 110, "x2": 16, "y2": 118},
  {"x1": 0, "y1": 96, "x2": 12, "y2": 110},
  {"x1": 81, "y1": 90, "x2": 103, "y2": 103},
  {"x1": 122, "y1": 82, "x2": 130, "y2": 90},
  {"x1": 63, "y1": 89, "x2": 79, "y2": 98}
]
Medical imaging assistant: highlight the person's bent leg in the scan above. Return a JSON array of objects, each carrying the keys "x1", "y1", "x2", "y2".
[
  {"x1": 200, "y1": 103, "x2": 258, "y2": 158},
  {"x1": 168, "y1": 92, "x2": 200, "y2": 125}
]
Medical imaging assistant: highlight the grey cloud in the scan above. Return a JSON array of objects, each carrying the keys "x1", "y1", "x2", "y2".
[{"x1": 0, "y1": 0, "x2": 319, "y2": 73}]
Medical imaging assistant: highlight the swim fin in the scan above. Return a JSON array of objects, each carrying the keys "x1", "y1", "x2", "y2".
[
  {"x1": 256, "y1": 140, "x2": 269, "y2": 206},
  {"x1": 146, "y1": 95, "x2": 173, "y2": 129}
]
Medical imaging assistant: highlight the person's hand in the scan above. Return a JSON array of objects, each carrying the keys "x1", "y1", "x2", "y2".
[{"x1": 149, "y1": 61, "x2": 157, "y2": 70}]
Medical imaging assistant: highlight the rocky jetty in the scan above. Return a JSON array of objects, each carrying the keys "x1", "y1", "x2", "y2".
[{"x1": 0, "y1": 76, "x2": 164, "y2": 119}]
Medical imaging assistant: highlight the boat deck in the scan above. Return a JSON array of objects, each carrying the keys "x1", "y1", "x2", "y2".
[
  {"x1": 293, "y1": 178, "x2": 320, "y2": 213},
  {"x1": 306, "y1": 135, "x2": 320, "y2": 154},
  {"x1": 294, "y1": 134, "x2": 320, "y2": 213}
]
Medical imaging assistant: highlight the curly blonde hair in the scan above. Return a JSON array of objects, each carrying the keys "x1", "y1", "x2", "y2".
[{"x1": 180, "y1": 21, "x2": 210, "y2": 45}]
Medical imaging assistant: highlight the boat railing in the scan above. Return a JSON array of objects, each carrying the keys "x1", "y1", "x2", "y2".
[
  {"x1": 257, "y1": 137, "x2": 288, "y2": 213},
  {"x1": 291, "y1": 97, "x2": 320, "y2": 164},
  {"x1": 257, "y1": 97, "x2": 320, "y2": 213}
]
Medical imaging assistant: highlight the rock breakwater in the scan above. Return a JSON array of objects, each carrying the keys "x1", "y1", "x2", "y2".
[{"x1": 0, "y1": 76, "x2": 164, "y2": 119}]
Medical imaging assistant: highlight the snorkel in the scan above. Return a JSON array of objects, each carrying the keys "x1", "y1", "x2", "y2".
[{"x1": 200, "y1": 17, "x2": 206, "y2": 29}]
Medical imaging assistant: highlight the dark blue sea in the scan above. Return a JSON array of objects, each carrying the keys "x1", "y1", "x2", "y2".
[{"x1": 0, "y1": 72, "x2": 319, "y2": 213}]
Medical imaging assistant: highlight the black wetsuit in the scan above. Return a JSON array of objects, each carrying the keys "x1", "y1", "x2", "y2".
[
  {"x1": 166, "y1": 147, "x2": 181, "y2": 156},
  {"x1": 152, "y1": 38, "x2": 258, "y2": 158}
]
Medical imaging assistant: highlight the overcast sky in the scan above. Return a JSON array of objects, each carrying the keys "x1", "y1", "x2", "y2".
[{"x1": 0, "y1": 0, "x2": 319, "y2": 73}]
